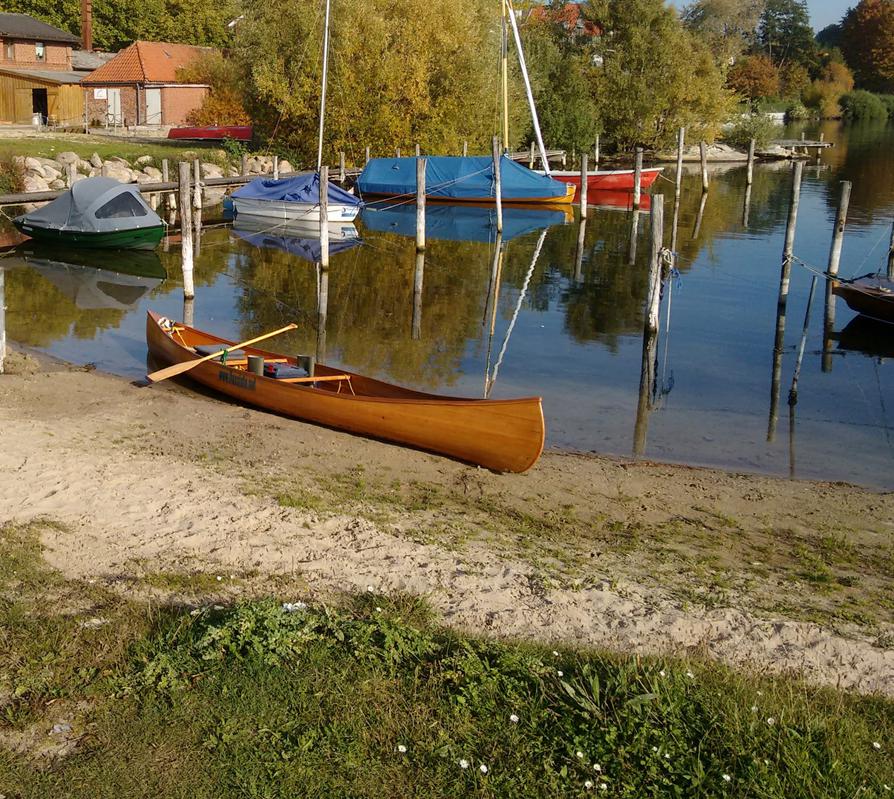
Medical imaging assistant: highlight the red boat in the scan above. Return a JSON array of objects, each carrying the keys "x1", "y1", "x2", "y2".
[
  {"x1": 537, "y1": 167, "x2": 663, "y2": 194},
  {"x1": 167, "y1": 125, "x2": 252, "y2": 142}
]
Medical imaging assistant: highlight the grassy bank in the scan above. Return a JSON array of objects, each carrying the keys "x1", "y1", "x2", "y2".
[
  {"x1": 1, "y1": 519, "x2": 891, "y2": 798},
  {"x1": 0, "y1": 134, "x2": 224, "y2": 165}
]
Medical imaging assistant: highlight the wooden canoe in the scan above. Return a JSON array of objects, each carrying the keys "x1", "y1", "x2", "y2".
[{"x1": 146, "y1": 311, "x2": 545, "y2": 472}]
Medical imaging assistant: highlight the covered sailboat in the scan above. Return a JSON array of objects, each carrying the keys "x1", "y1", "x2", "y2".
[
  {"x1": 357, "y1": 156, "x2": 574, "y2": 205},
  {"x1": 231, "y1": 173, "x2": 362, "y2": 222},
  {"x1": 13, "y1": 177, "x2": 165, "y2": 250}
]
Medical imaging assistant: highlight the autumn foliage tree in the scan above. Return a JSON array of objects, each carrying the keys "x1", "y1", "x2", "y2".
[
  {"x1": 727, "y1": 55, "x2": 780, "y2": 106},
  {"x1": 178, "y1": 53, "x2": 250, "y2": 127},
  {"x1": 840, "y1": 0, "x2": 894, "y2": 92}
]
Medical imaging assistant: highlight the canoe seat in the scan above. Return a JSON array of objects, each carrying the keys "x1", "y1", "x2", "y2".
[{"x1": 194, "y1": 344, "x2": 247, "y2": 360}]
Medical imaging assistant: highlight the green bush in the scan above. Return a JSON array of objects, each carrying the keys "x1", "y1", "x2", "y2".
[
  {"x1": 839, "y1": 90, "x2": 889, "y2": 120},
  {"x1": 877, "y1": 94, "x2": 894, "y2": 118},
  {"x1": 723, "y1": 113, "x2": 783, "y2": 149},
  {"x1": 0, "y1": 157, "x2": 24, "y2": 195},
  {"x1": 785, "y1": 102, "x2": 811, "y2": 121}
]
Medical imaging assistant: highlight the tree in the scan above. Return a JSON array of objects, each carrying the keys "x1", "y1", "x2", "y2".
[
  {"x1": 681, "y1": 0, "x2": 764, "y2": 67},
  {"x1": 803, "y1": 61, "x2": 855, "y2": 117},
  {"x1": 727, "y1": 54, "x2": 780, "y2": 106},
  {"x1": 840, "y1": 0, "x2": 894, "y2": 92},
  {"x1": 757, "y1": 0, "x2": 817, "y2": 70},
  {"x1": 178, "y1": 53, "x2": 250, "y2": 127},
  {"x1": 233, "y1": 0, "x2": 510, "y2": 164},
  {"x1": 816, "y1": 23, "x2": 842, "y2": 49},
  {"x1": 584, "y1": 0, "x2": 733, "y2": 150}
]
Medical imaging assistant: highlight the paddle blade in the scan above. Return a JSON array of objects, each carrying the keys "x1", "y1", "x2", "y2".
[{"x1": 146, "y1": 356, "x2": 220, "y2": 383}]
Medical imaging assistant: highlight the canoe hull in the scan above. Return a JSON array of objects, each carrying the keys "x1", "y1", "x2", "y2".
[
  {"x1": 146, "y1": 312, "x2": 545, "y2": 472},
  {"x1": 232, "y1": 197, "x2": 361, "y2": 222},
  {"x1": 12, "y1": 220, "x2": 164, "y2": 250}
]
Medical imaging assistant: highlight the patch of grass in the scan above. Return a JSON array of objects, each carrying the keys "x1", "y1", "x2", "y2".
[
  {"x1": 142, "y1": 571, "x2": 237, "y2": 595},
  {"x1": 0, "y1": 135, "x2": 225, "y2": 165},
  {"x1": 1, "y1": 523, "x2": 893, "y2": 797}
]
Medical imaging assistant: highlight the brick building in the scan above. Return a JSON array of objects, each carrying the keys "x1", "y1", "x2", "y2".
[
  {"x1": 81, "y1": 41, "x2": 214, "y2": 127},
  {"x1": 0, "y1": 13, "x2": 83, "y2": 125}
]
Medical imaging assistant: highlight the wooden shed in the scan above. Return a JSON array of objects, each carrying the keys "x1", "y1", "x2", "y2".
[{"x1": 0, "y1": 66, "x2": 84, "y2": 126}]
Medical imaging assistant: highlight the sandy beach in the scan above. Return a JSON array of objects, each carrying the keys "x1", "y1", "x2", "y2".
[{"x1": 1, "y1": 347, "x2": 892, "y2": 695}]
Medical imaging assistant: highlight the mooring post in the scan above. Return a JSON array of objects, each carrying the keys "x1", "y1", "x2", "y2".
[
  {"x1": 574, "y1": 216, "x2": 587, "y2": 283},
  {"x1": 415, "y1": 143, "x2": 420, "y2": 157},
  {"x1": 162, "y1": 159, "x2": 176, "y2": 214},
  {"x1": 492, "y1": 136, "x2": 503, "y2": 235},
  {"x1": 632, "y1": 147, "x2": 643, "y2": 210},
  {"x1": 273, "y1": 155, "x2": 279, "y2": 180},
  {"x1": 241, "y1": 153, "x2": 248, "y2": 176},
  {"x1": 192, "y1": 158, "x2": 202, "y2": 211},
  {"x1": 412, "y1": 250, "x2": 424, "y2": 340},
  {"x1": 579, "y1": 152, "x2": 588, "y2": 214},
  {"x1": 416, "y1": 157, "x2": 426, "y2": 252},
  {"x1": 178, "y1": 161, "x2": 194, "y2": 300},
  {"x1": 365, "y1": 145, "x2": 371, "y2": 164},
  {"x1": 746, "y1": 139, "x2": 756, "y2": 186},
  {"x1": 319, "y1": 165, "x2": 329, "y2": 269},
  {"x1": 462, "y1": 140, "x2": 468, "y2": 157},
  {"x1": 824, "y1": 180, "x2": 852, "y2": 371},
  {"x1": 339, "y1": 151, "x2": 345, "y2": 183},
  {"x1": 646, "y1": 195, "x2": 665, "y2": 335},
  {"x1": 396, "y1": 147, "x2": 401, "y2": 158},
  {"x1": 528, "y1": 141, "x2": 535, "y2": 169},
  {"x1": 65, "y1": 162, "x2": 76, "y2": 188},
  {"x1": 594, "y1": 134, "x2": 600, "y2": 171},
  {"x1": 316, "y1": 263, "x2": 328, "y2": 364},
  {"x1": 628, "y1": 209, "x2": 640, "y2": 266},
  {"x1": 674, "y1": 127, "x2": 685, "y2": 200},
  {"x1": 182, "y1": 296, "x2": 194, "y2": 328},
  {"x1": 700, "y1": 141, "x2": 709, "y2": 192},
  {"x1": 768, "y1": 160, "x2": 804, "y2": 441}
]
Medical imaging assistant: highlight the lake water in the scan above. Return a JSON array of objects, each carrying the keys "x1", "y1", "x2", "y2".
[{"x1": 2, "y1": 120, "x2": 893, "y2": 488}]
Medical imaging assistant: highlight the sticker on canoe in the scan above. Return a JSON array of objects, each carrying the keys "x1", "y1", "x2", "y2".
[{"x1": 218, "y1": 370, "x2": 256, "y2": 391}]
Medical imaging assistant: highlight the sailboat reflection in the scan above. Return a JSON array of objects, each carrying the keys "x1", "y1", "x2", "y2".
[
  {"x1": 360, "y1": 202, "x2": 569, "y2": 244},
  {"x1": 231, "y1": 217, "x2": 361, "y2": 262}
]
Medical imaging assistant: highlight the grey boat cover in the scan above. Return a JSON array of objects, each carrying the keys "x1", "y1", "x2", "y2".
[{"x1": 16, "y1": 177, "x2": 163, "y2": 233}]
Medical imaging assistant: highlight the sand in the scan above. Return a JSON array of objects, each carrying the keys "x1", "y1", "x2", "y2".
[{"x1": 1, "y1": 347, "x2": 892, "y2": 695}]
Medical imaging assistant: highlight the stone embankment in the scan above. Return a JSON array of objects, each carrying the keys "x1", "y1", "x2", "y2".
[{"x1": 11, "y1": 152, "x2": 296, "y2": 206}]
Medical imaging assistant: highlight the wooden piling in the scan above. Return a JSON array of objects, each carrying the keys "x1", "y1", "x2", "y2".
[
  {"x1": 632, "y1": 147, "x2": 643, "y2": 210},
  {"x1": 365, "y1": 145, "x2": 371, "y2": 164},
  {"x1": 339, "y1": 151, "x2": 345, "y2": 183},
  {"x1": 182, "y1": 296, "x2": 194, "y2": 328},
  {"x1": 674, "y1": 127, "x2": 685, "y2": 200},
  {"x1": 416, "y1": 157, "x2": 426, "y2": 252},
  {"x1": 746, "y1": 139, "x2": 755, "y2": 186},
  {"x1": 528, "y1": 141, "x2": 535, "y2": 169},
  {"x1": 628, "y1": 209, "x2": 640, "y2": 265},
  {"x1": 820, "y1": 132, "x2": 825, "y2": 142},
  {"x1": 574, "y1": 217, "x2": 587, "y2": 283},
  {"x1": 178, "y1": 161, "x2": 195, "y2": 300},
  {"x1": 594, "y1": 134, "x2": 600, "y2": 171},
  {"x1": 273, "y1": 155, "x2": 279, "y2": 180},
  {"x1": 579, "y1": 152, "x2": 588, "y2": 214},
  {"x1": 415, "y1": 143, "x2": 420, "y2": 157},
  {"x1": 462, "y1": 140, "x2": 468, "y2": 157},
  {"x1": 646, "y1": 195, "x2": 665, "y2": 335},
  {"x1": 162, "y1": 159, "x2": 176, "y2": 213},
  {"x1": 319, "y1": 165, "x2": 329, "y2": 269},
  {"x1": 824, "y1": 180, "x2": 851, "y2": 369},
  {"x1": 699, "y1": 141, "x2": 709, "y2": 192},
  {"x1": 241, "y1": 153, "x2": 248, "y2": 176},
  {"x1": 492, "y1": 136, "x2": 503, "y2": 235},
  {"x1": 396, "y1": 147, "x2": 401, "y2": 158},
  {"x1": 743, "y1": 183, "x2": 752, "y2": 228},
  {"x1": 192, "y1": 158, "x2": 202, "y2": 211},
  {"x1": 316, "y1": 263, "x2": 328, "y2": 364}
]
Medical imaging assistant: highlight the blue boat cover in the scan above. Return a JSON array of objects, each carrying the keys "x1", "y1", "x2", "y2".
[
  {"x1": 357, "y1": 156, "x2": 569, "y2": 201},
  {"x1": 361, "y1": 203, "x2": 568, "y2": 243},
  {"x1": 232, "y1": 172, "x2": 362, "y2": 207}
]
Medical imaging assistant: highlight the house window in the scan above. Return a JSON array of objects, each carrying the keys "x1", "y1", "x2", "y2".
[
  {"x1": 35, "y1": 42, "x2": 45, "y2": 61},
  {"x1": 4, "y1": 41, "x2": 13, "y2": 61}
]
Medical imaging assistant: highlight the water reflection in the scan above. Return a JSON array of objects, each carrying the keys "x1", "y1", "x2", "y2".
[
  {"x1": 231, "y1": 217, "x2": 361, "y2": 262},
  {"x1": 1, "y1": 121, "x2": 892, "y2": 486}
]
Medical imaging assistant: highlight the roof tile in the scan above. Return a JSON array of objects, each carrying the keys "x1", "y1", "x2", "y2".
[{"x1": 81, "y1": 41, "x2": 215, "y2": 84}]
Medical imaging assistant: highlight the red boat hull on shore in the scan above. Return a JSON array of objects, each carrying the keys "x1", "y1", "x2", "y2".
[
  {"x1": 167, "y1": 126, "x2": 252, "y2": 142},
  {"x1": 540, "y1": 167, "x2": 663, "y2": 194}
]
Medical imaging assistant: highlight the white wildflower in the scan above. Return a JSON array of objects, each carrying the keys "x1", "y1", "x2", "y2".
[
  {"x1": 585, "y1": 780, "x2": 594, "y2": 790},
  {"x1": 593, "y1": 763, "x2": 602, "y2": 772},
  {"x1": 552, "y1": 650, "x2": 560, "y2": 656},
  {"x1": 216, "y1": 575, "x2": 223, "y2": 581},
  {"x1": 757, "y1": 691, "x2": 763, "y2": 696},
  {"x1": 366, "y1": 585, "x2": 374, "y2": 593},
  {"x1": 281, "y1": 601, "x2": 307, "y2": 613},
  {"x1": 652, "y1": 746, "x2": 658, "y2": 753},
  {"x1": 480, "y1": 764, "x2": 488, "y2": 774},
  {"x1": 751, "y1": 705, "x2": 758, "y2": 713},
  {"x1": 766, "y1": 717, "x2": 775, "y2": 726},
  {"x1": 557, "y1": 670, "x2": 564, "y2": 677},
  {"x1": 600, "y1": 783, "x2": 608, "y2": 791},
  {"x1": 459, "y1": 759, "x2": 469, "y2": 769},
  {"x1": 375, "y1": 606, "x2": 382, "y2": 613},
  {"x1": 659, "y1": 670, "x2": 666, "y2": 677},
  {"x1": 510, "y1": 713, "x2": 519, "y2": 723},
  {"x1": 396, "y1": 744, "x2": 407, "y2": 753},
  {"x1": 872, "y1": 741, "x2": 882, "y2": 750},
  {"x1": 685, "y1": 671, "x2": 694, "y2": 679},
  {"x1": 722, "y1": 774, "x2": 731, "y2": 782},
  {"x1": 576, "y1": 751, "x2": 584, "y2": 759}
]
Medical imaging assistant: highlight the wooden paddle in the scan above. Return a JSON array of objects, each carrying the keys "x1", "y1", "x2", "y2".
[{"x1": 147, "y1": 323, "x2": 298, "y2": 383}]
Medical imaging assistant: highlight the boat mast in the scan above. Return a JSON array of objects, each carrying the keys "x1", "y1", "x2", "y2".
[
  {"x1": 505, "y1": 0, "x2": 550, "y2": 175},
  {"x1": 316, "y1": 0, "x2": 331, "y2": 172},
  {"x1": 501, "y1": 0, "x2": 509, "y2": 151}
]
